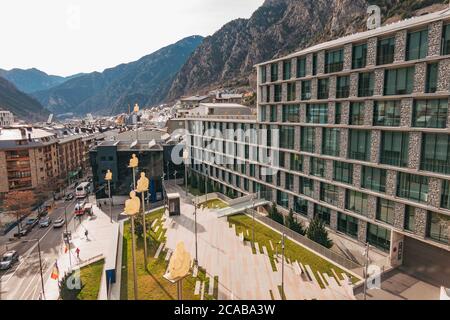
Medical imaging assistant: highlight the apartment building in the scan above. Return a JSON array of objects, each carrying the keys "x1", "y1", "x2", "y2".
[
  {"x1": 0, "y1": 110, "x2": 14, "y2": 127},
  {"x1": 186, "y1": 9, "x2": 450, "y2": 287},
  {"x1": 0, "y1": 127, "x2": 59, "y2": 193}
]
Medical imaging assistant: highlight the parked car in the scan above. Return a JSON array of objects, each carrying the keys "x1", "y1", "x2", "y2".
[
  {"x1": 25, "y1": 218, "x2": 39, "y2": 229},
  {"x1": 53, "y1": 218, "x2": 65, "y2": 228},
  {"x1": 13, "y1": 228, "x2": 30, "y2": 238},
  {"x1": 0, "y1": 251, "x2": 19, "y2": 270},
  {"x1": 39, "y1": 217, "x2": 52, "y2": 228},
  {"x1": 65, "y1": 193, "x2": 74, "y2": 201}
]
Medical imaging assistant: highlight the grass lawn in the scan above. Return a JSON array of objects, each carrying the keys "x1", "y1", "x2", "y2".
[
  {"x1": 60, "y1": 259, "x2": 105, "y2": 300},
  {"x1": 227, "y1": 214, "x2": 359, "y2": 288},
  {"x1": 199, "y1": 199, "x2": 229, "y2": 210},
  {"x1": 120, "y1": 208, "x2": 217, "y2": 300}
]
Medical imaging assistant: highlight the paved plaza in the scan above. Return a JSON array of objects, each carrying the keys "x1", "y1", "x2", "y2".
[{"x1": 162, "y1": 185, "x2": 357, "y2": 300}]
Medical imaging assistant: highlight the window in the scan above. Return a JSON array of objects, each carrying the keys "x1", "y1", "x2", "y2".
[
  {"x1": 334, "y1": 161, "x2": 353, "y2": 185},
  {"x1": 274, "y1": 84, "x2": 282, "y2": 102},
  {"x1": 404, "y1": 206, "x2": 416, "y2": 232},
  {"x1": 287, "y1": 83, "x2": 296, "y2": 101},
  {"x1": 362, "y1": 166, "x2": 387, "y2": 193},
  {"x1": 270, "y1": 105, "x2": 277, "y2": 122},
  {"x1": 300, "y1": 177, "x2": 314, "y2": 197},
  {"x1": 290, "y1": 153, "x2": 303, "y2": 172},
  {"x1": 277, "y1": 190, "x2": 289, "y2": 209},
  {"x1": 358, "y1": 72, "x2": 374, "y2": 97},
  {"x1": 367, "y1": 223, "x2": 391, "y2": 251},
  {"x1": 317, "y1": 78, "x2": 329, "y2": 99},
  {"x1": 413, "y1": 99, "x2": 448, "y2": 128},
  {"x1": 301, "y1": 127, "x2": 315, "y2": 153},
  {"x1": 346, "y1": 190, "x2": 368, "y2": 216},
  {"x1": 320, "y1": 183, "x2": 339, "y2": 206},
  {"x1": 279, "y1": 126, "x2": 295, "y2": 149},
  {"x1": 306, "y1": 104, "x2": 328, "y2": 124},
  {"x1": 260, "y1": 105, "x2": 266, "y2": 122},
  {"x1": 384, "y1": 67, "x2": 415, "y2": 95},
  {"x1": 377, "y1": 37, "x2": 395, "y2": 65},
  {"x1": 380, "y1": 131, "x2": 409, "y2": 167},
  {"x1": 406, "y1": 29, "x2": 428, "y2": 61},
  {"x1": 352, "y1": 43, "x2": 367, "y2": 69},
  {"x1": 443, "y1": 24, "x2": 450, "y2": 55},
  {"x1": 283, "y1": 60, "x2": 292, "y2": 80},
  {"x1": 325, "y1": 49, "x2": 344, "y2": 73},
  {"x1": 336, "y1": 76, "x2": 350, "y2": 98},
  {"x1": 301, "y1": 80, "x2": 311, "y2": 100},
  {"x1": 294, "y1": 197, "x2": 308, "y2": 216},
  {"x1": 312, "y1": 53, "x2": 317, "y2": 75},
  {"x1": 265, "y1": 86, "x2": 270, "y2": 103},
  {"x1": 285, "y1": 173, "x2": 294, "y2": 190},
  {"x1": 442, "y1": 180, "x2": 450, "y2": 210},
  {"x1": 421, "y1": 133, "x2": 450, "y2": 174},
  {"x1": 261, "y1": 66, "x2": 267, "y2": 83},
  {"x1": 427, "y1": 211, "x2": 449, "y2": 244},
  {"x1": 282, "y1": 105, "x2": 300, "y2": 122},
  {"x1": 349, "y1": 102, "x2": 365, "y2": 125},
  {"x1": 377, "y1": 198, "x2": 395, "y2": 225},
  {"x1": 322, "y1": 128, "x2": 340, "y2": 157},
  {"x1": 425, "y1": 63, "x2": 438, "y2": 93},
  {"x1": 335, "y1": 103, "x2": 342, "y2": 124},
  {"x1": 348, "y1": 130, "x2": 371, "y2": 161},
  {"x1": 297, "y1": 57, "x2": 306, "y2": 78},
  {"x1": 315, "y1": 205, "x2": 331, "y2": 225},
  {"x1": 338, "y1": 213, "x2": 358, "y2": 238},
  {"x1": 271, "y1": 63, "x2": 278, "y2": 82},
  {"x1": 373, "y1": 100, "x2": 401, "y2": 126},
  {"x1": 310, "y1": 157, "x2": 325, "y2": 178},
  {"x1": 397, "y1": 172, "x2": 429, "y2": 203}
]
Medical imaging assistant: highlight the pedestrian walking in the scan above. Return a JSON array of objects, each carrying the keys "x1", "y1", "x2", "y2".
[
  {"x1": 85, "y1": 229, "x2": 89, "y2": 240},
  {"x1": 75, "y1": 247, "x2": 80, "y2": 259}
]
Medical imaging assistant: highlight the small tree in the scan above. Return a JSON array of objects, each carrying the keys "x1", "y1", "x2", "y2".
[
  {"x1": 190, "y1": 174, "x2": 198, "y2": 189},
  {"x1": 4, "y1": 190, "x2": 36, "y2": 235},
  {"x1": 306, "y1": 218, "x2": 333, "y2": 248},
  {"x1": 269, "y1": 202, "x2": 284, "y2": 225},
  {"x1": 285, "y1": 208, "x2": 305, "y2": 235},
  {"x1": 198, "y1": 176, "x2": 205, "y2": 193}
]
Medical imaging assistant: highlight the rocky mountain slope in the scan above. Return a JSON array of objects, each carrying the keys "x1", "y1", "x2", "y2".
[
  {"x1": 0, "y1": 68, "x2": 82, "y2": 94},
  {"x1": 33, "y1": 35, "x2": 204, "y2": 116},
  {"x1": 167, "y1": 0, "x2": 448, "y2": 99},
  {"x1": 0, "y1": 77, "x2": 49, "y2": 121}
]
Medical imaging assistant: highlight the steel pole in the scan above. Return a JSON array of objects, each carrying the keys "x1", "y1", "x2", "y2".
[
  {"x1": 194, "y1": 197, "x2": 198, "y2": 265},
  {"x1": 131, "y1": 216, "x2": 138, "y2": 300},
  {"x1": 108, "y1": 180, "x2": 112, "y2": 223},
  {"x1": 185, "y1": 162, "x2": 188, "y2": 197},
  {"x1": 141, "y1": 190, "x2": 148, "y2": 270},
  {"x1": 37, "y1": 239, "x2": 45, "y2": 300}
]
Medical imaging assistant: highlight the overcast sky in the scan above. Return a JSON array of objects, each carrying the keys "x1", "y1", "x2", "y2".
[{"x1": 0, "y1": 0, "x2": 264, "y2": 76}]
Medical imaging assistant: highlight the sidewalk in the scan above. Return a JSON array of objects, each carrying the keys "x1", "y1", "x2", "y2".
[{"x1": 43, "y1": 204, "x2": 120, "y2": 300}]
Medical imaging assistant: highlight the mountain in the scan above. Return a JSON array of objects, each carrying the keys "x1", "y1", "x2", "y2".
[
  {"x1": 0, "y1": 76, "x2": 49, "y2": 121},
  {"x1": 167, "y1": 0, "x2": 448, "y2": 99},
  {"x1": 33, "y1": 35, "x2": 204, "y2": 116},
  {"x1": 0, "y1": 68, "x2": 81, "y2": 94}
]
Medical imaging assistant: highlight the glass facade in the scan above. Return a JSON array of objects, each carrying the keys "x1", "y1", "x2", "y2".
[
  {"x1": 297, "y1": 57, "x2": 306, "y2": 78},
  {"x1": 397, "y1": 172, "x2": 429, "y2": 203},
  {"x1": 260, "y1": 66, "x2": 267, "y2": 83},
  {"x1": 301, "y1": 80, "x2": 312, "y2": 100},
  {"x1": 352, "y1": 43, "x2": 367, "y2": 69},
  {"x1": 443, "y1": 24, "x2": 450, "y2": 55},
  {"x1": 274, "y1": 84, "x2": 282, "y2": 102},
  {"x1": 335, "y1": 103, "x2": 342, "y2": 124},
  {"x1": 315, "y1": 204, "x2": 331, "y2": 225},
  {"x1": 406, "y1": 29, "x2": 428, "y2": 61},
  {"x1": 282, "y1": 104, "x2": 300, "y2": 122},
  {"x1": 349, "y1": 102, "x2": 365, "y2": 125},
  {"x1": 377, "y1": 37, "x2": 395, "y2": 65},
  {"x1": 362, "y1": 166, "x2": 387, "y2": 193},
  {"x1": 426, "y1": 211, "x2": 449, "y2": 244},
  {"x1": 421, "y1": 133, "x2": 450, "y2": 174},
  {"x1": 301, "y1": 127, "x2": 315, "y2": 153},
  {"x1": 384, "y1": 67, "x2": 415, "y2": 95},
  {"x1": 412, "y1": 99, "x2": 448, "y2": 128},
  {"x1": 287, "y1": 83, "x2": 296, "y2": 101},
  {"x1": 336, "y1": 76, "x2": 350, "y2": 98},
  {"x1": 425, "y1": 63, "x2": 438, "y2": 93},
  {"x1": 367, "y1": 223, "x2": 391, "y2": 251},
  {"x1": 348, "y1": 130, "x2": 371, "y2": 161},
  {"x1": 320, "y1": 182, "x2": 339, "y2": 207},
  {"x1": 373, "y1": 100, "x2": 401, "y2": 126},
  {"x1": 346, "y1": 190, "x2": 368, "y2": 216},
  {"x1": 271, "y1": 63, "x2": 278, "y2": 82},
  {"x1": 283, "y1": 60, "x2": 291, "y2": 80},
  {"x1": 334, "y1": 161, "x2": 353, "y2": 185},
  {"x1": 310, "y1": 157, "x2": 326, "y2": 178},
  {"x1": 300, "y1": 177, "x2": 314, "y2": 197},
  {"x1": 377, "y1": 198, "x2": 395, "y2": 225},
  {"x1": 325, "y1": 48, "x2": 344, "y2": 73},
  {"x1": 318, "y1": 78, "x2": 329, "y2": 100},
  {"x1": 404, "y1": 205, "x2": 416, "y2": 232},
  {"x1": 322, "y1": 128, "x2": 340, "y2": 157},
  {"x1": 306, "y1": 104, "x2": 328, "y2": 124},
  {"x1": 290, "y1": 153, "x2": 303, "y2": 172},
  {"x1": 338, "y1": 213, "x2": 358, "y2": 238},
  {"x1": 358, "y1": 72, "x2": 374, "y2": 97},
  {"x1": 294, "y1": 196, "x2": 308, "y2": 216},
  {"x1": 279, "y1": 126, "x2": 295, "y2": 149},
  {"x1": 380, "y1": 131, "x2": 409, "y2": 167}
]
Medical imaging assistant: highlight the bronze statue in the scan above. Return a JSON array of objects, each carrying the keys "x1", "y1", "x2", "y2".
[
  {"x1": 124, "y1": 191, "x2": 140, "y2": 216},
  {"x1": 136, "y1": 172, "x2": 149, "y2": 192},
  {"x1": 134, "y1": 103, "x2": 140, "y2": 113},
  {"x1": 105, "y1": 169, "x2": 112, "y2": 181},
  {"x1": 128, "y1": 154, "x2": 138, "y2": 168},
  {"x1": 165, "y1": 242, "x2": 191, "y2": 281}
]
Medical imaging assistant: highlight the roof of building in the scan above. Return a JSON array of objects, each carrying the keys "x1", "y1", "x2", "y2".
[
  {"x1": 180, "y1": 95, "x2": 210, "y2": 102},
  {"x1": 117, "y1": 129, "x2": 166, "y2": 142},
  {"x1": 199, "y1": 103, "x2": 250, "y2": 109},
  {"x1": 0, "y1": 127, "x2": 55, "y2": 141},
  {"x1": 215, "y1": 93, "x2": 243, "y2": 99},
  {"x1": 255, "y1": 8, "x2": 450, "y2": 67}
]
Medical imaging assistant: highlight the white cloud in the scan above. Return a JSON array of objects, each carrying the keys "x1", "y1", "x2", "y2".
[{"x1": 0, "y1": 0, "x2": 264, "y2": 76}]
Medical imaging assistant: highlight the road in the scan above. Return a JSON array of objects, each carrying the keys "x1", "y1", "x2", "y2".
[{"x1": 0, "y1": 198, "x2": 82, "y2": 300}]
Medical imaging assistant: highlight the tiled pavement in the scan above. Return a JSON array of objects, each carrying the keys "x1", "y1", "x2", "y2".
[{"x1": 163, "y1": 185, "x2": 356, "y2": 300}]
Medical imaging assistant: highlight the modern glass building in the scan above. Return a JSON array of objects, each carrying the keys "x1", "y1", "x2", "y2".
[{"x1": 185, "y1": 10, "x2": 450, "y2": 287}]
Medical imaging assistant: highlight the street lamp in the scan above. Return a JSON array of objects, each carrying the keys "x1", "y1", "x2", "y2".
[
  {"x1": 63, "y1": 201, "x2": 73, "y2": 268},
  {"x1": 183, "y1": 149, "x2": 189, "y2": 197},
  {"x1": 105, "y1": 170, "x2": 113, "y2": 223},
  {"x1": 22, "y1": 238, "x2": 45, "y2": 300}
]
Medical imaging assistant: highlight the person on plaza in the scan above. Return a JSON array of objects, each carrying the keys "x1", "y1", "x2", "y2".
[
  {"x1": 75, "y1": 247, "x2": 80, "y2": 259},
  {"x1": 85, "y1": 229, "x2": 89, "y2": 240}
]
